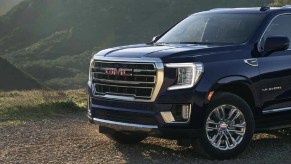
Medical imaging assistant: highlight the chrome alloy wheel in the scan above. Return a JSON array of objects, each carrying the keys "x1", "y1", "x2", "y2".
[{"x1": 206, "y1": 104, "x2": 246, "y2": 150}]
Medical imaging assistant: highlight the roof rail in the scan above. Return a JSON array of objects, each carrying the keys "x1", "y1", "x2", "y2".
[{"x1": 260, "y1": 3, "x2": 270, "y2": 11}]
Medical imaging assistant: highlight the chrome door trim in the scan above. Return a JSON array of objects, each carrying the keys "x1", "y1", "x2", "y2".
[{"x1": 263, "y1": 106, "x2": 291, "y2": 114}]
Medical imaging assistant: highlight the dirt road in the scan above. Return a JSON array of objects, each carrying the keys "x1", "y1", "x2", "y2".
[{"x1": 1, "y1": 113, "x2": 291, "y2": 163}]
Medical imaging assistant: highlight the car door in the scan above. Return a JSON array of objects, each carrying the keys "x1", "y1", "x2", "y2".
[{"x1": 258, "y1": 14, "x2": 291, "y2": 115}]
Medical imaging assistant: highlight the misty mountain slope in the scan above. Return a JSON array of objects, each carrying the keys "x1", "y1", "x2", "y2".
[
  {"x1": 0, "y1": 57, "x2": 43, "y2": 91},
  {"x1": 0, "y1": 0, "x2": 23, "y2": 16},
  {"x1": 0, "y1": 0, "x2": 272, "y2": 89}
]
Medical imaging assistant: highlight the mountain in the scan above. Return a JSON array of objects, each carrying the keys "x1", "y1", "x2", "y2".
[
  {"x1": 0, "y1": 0, "x2": 273, "y2": 89},
  {"x1": 0, "y1": 57, "x2": 43, "y2": 91},
  {"x1": 0, "y1": 0, "x2": 23, "y2": 16}
]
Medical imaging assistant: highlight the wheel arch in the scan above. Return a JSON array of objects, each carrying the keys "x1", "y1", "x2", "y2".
[{"x1": 209, "y1": 76, "x2": 260, "y2": 117}]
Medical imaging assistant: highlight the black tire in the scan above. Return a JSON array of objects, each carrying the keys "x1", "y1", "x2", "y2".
[
  {"x1": 105, "y1": 132, "x2": 147, "y2": 144},
  {"x1": 193, "y1": 92, "x2": 255, "y2": 159}
]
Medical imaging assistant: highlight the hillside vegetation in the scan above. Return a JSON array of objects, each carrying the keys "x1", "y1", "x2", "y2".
[
  {"x1": 0, "y1": 89, "x2": 86, "y2": 127},
  {"x1": 270, "y1": 0, "x2": 291, "y2": 6},
  {"x1": 0, "y1": 0, "x2": 274, "y2": 89},
  {"x1": 0, "y1": 57, "x2": 43, "y2": 91}
]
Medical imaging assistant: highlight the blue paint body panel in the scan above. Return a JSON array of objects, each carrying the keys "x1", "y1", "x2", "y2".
[{"x1": 88, "y1": 7, "x2": 291, "y2": 137}]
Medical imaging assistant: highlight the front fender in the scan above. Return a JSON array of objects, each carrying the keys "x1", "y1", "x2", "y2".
[{"x1": 209, "y1": 75, "x2": 260, "y2": 110}]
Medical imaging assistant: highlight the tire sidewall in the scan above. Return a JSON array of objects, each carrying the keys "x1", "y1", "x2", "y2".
[{"x1": 199, "y1": 92, "x2": 255, "y2": 159}]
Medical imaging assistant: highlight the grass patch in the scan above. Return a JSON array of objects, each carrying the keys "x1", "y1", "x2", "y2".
[
  {"x1": 0, "y1": 120, "x2": 24, "y2": 127},
  {"x1": 0, "y1": 89, "x2": 87, "y2": 127}
]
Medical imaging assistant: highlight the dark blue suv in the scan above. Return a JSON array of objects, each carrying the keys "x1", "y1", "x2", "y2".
[{"x1": 88, "y1": 5, "x2": 291, "y2": 159}]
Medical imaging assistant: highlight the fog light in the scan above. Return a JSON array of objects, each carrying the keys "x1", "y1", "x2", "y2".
[
  {"x1": 171, "y1": 104, "x2": 191, "y2": 122},
  {"x1": 160, "y1": 104, "x2": 192, "y2": 124},
  {"x1": 182, "y1": 105, "x2": 191, "y2": 120},
  {"x1": 160, "y1": 111, "x2": 175, "y2": 123}
]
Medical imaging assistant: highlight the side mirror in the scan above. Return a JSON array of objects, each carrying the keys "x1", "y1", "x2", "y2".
[
  {"x1": 152, "y1": 35, "x2": 160, "y2": 42},
  {"x1": 263, "y1": 36, "x2": 290, "y2": 55}
]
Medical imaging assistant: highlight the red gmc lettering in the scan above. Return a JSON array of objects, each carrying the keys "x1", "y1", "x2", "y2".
[{"x1": 105, "y1": 68, "x2": 132, "y2": 76}]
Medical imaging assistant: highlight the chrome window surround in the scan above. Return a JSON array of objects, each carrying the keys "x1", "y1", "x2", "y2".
[
  {"x1": 90, "y1": 56, "x2": 164, "y2": 102},
  {"x1": 258, "y1": 13, "x2": 291, "y2": 52}
]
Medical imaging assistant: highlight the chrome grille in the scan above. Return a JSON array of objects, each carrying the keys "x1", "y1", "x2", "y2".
[{"x1": 91, "y1": 60, "x2": 157, "y2": 99}]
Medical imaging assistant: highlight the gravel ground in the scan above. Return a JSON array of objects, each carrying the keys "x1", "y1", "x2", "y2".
[{"x1": 1, "y1": 113, "x2": 291, "y2": 164}]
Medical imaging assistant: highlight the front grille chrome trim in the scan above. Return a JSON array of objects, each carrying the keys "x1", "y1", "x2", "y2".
[
  {"x1": 94, "y1": 83, "x2": 154, "y2": 89},
  {"x1": 93, "y1": 78, "x2": 156, "y2": 85},
  {"x1": 93, "y1": 83, "x2": 153, "y2": 99},
  {"x1": 93, "y1": 72, "x2": 156, "y2": 77},
  {"x1": 91, "y1": 56, "x2": 164, "y2": 102}
]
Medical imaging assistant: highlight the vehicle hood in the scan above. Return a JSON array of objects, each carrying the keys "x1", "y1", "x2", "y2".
[{"x1": 93, "y1": 43, "x2": 246, "y2": 62}]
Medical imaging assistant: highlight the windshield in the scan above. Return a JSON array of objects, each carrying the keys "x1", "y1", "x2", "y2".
[{"x1": 156, "y1": 13, "x2": 264, "y2": 45}]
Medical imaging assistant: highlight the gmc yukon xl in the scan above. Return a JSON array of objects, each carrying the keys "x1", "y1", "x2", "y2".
[{"x1": 87, "y1": 5, "x2": 291, "y2": 159}]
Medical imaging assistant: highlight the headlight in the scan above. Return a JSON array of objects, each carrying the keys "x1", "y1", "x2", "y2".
[
  {"x1": 165, "y1": 63, "x2": 203, "y2": 90},
  {"x1": 89, "y1": 59, "x2": 94, "y2": 81}
]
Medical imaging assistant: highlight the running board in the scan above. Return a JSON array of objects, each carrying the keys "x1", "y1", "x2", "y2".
[{"x1": 256, "y1": 123, "x2": 291, "y2": 132}]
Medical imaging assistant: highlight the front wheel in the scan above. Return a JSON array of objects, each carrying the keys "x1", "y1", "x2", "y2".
[
  {"x1": 193, "y1": 92, "x2": 255, "y2": 159},
  {"x1": 105, "y1": 131, "x2": 147, "y2": 144}
]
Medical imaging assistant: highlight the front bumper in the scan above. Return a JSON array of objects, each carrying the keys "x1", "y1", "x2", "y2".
[
  {"x1": 92, "y1": 117, "x2": 201, "y2": 139},
  {"x1": 93, "y1": 118, "x2": 158, "y2": 133},
  {"x1": 88, "y1": 91, "x2": 207, "y2": 139},
  {"x1": 87, "y1": 56, "x2": 210, "y2": 138}
]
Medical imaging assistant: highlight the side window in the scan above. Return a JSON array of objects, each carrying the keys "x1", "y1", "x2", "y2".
[{"x1": 261, "y1": 14, "x2": 291, "y2": 50}]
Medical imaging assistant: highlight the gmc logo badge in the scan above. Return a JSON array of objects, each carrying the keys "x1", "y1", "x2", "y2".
[{"x1": 104, "y1": 68, "x2": 133, "y2": 76}]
